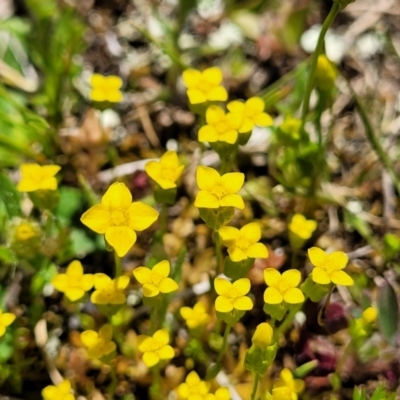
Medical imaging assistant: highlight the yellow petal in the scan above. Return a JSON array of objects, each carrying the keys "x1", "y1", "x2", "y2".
[
  {"x1": 182, "y1": 69, "x2": 201, "y2": 88},
  {"x1": 153, "y1": 260, "x2": 170, "y2": 277},
  {"x1": 198, "y1": 125, "x2": 218, "y2": 143},
  {"x1": 218, "y1": 226, "x2": 239, "y2": 245},
  {"x1": 102, "y1": 182, "x2": 132, "y2": 210},
  {"x1": 206, "y1": 105, "x2": 225, "y2": 125},
  {"x1": 99, "y1": 324, "x2": 113, "y2": 341},
  {"x1": 186, "y1": 370, "x2": 201, "y2": 385},
  {"x1": 173, "y1": 164, "x2": 185, "y2": 182},
  {"x1": 293, "y1": 379, "x2": 305, "y2": 394},
  {"x1": 264, "y1": 287, "x2": 283, "y2": 304},
  {"x1": 246, "y1": 97, "x2": 265, "y2": 113},
  {"x1": 215, "y1": 296, "x2": 233, "y2": 313},
  {"x1": 229, "y1": 247, "x2": 247, "y2": 262},
  {"x1": 65, "y1": 288, "x2": 85, "y2": 302},
  {"x1": 105, "y1": 226, "x2": 137, "y2": 257},
  {"x1": 159, "y1": 278, "x2": 178, "y2": 293},
  {"x1": 254, "y1": 112, "x2": 273, "y2": 127},
  {"x1": 143, "y1": 351, "x2": 160, "y2": 367},
  {"x1": 51, "y1": 274, "x2": 68, "y2": 292},
  {"x1": 263, "y1": 268, "x2": 281, "y2": 287},
  {"x1": 41, "y1": 165, "x2": 61, "y2": 178},
  {"x1": 66, "y1": 260, "x2": 84, "y2": 278},
  {"x1": 331, "y1": 270, "x2": 354, "y2": 286},
  {"x1": 220, "y1": 172, "x2": 244, "y2": 194},
  {"x1": 312, "y1": 267, "x2": 331, "y2": 285},
  {"x1": 194, "y1": 191, "x2": 219, "y2": 208},
  {"x1": 90, "y1": 89, "x2": 107, "y2": 102},
  {"x1": 196, "y1": 166, "x2": 220, "y2": 191},
  {"x1": 133, "y1": 267, "x2": 151, "y2": 284},
  {"x1": 80, "y1": 204, "x2": 110, "y2": 234},
  {"x1": 246, "y1": 243, "x2": 268, "y2": 259},
  {"x1": 218, "y1": 129, "x2": 238, "y2": 144},
  {"x1": 105, "y1": 75, "x2": 123, "y2": 89},
  {"x1": 326, "y1": 251, "x2": 348, "y2": 270},
  {"x1": 41, "y1": 386, "x2": 58, "y2": 400},
  {"x1": 58, "y1": 379, "x2": 71, "y2": 394},
  {"x1": 180, "y1": 307, "x2": 193, "y2": 320},
  {"x1": 94, "y1": 273, "x2": 112, "y2": 289},
  {"x1": 106, "y1": 90, "x2": 123, "y2": 103},
  {"x1": 1, "y1": 313, "x2": 15, "y2": 327},
  {"x1": 283, "y1": 288, "x2": 305, "y2": 304},
  {"x1": 128, "y1": 202, "x2": 159, "y2": 231},
  {"x1": 110, "y1": 292, "x2": 126, "y2": 304},
  {"x1": 214, "y1": 278, "x2": 231, "y2": 295},
  {"x1": 202, "y1": 67, "x2": 223, "y2": 85},
  {"x1": 103, "y1": 341, "x2": 117, "y2": 355},
  {"x1": 90, "y1": 73, "x2": 106, "y2": 87},
  {"x1": 145, "y1": 160, "x2": 162, "y2": 182},
  {"x1": 158, "y1": 345, "x2": 175, "y2": 360},
  {"x1": 81, "y1": 274, "x2": 95, "y2": 291},
  {"x1": 308, "y1": 247, "x2": 327, "y2": 267},
  {"x1": 240, "y1": 222, "x2": 261, "y2": 243},
  {"x1": 143, "y1": 284, "x2": 160, "y2": 297},
  {"x1": 282, "y1": 269, "x2": 301, "y2": 287},
  {"x1": 116, "y1": 275, "x2": 130, "y2": 290},
  {"x1": 227, "y1": 100, "x2": 245, "y2": 113},
  {"x1": 81, "y1": 330, "x2": 98, "y2": 347},
  {"x1": 215, "y1": 387, "x2": 230, "y2": 400},
  {"x1": 233, "y1": 278, "x2": 251, "y2": 296},
  {"x1": 220, "y1": 194, "x2": 244, "y2": 209},
  {"x1": 187, "y1": 88, "x2": 207, "y2": 104},
  {"x1": 153, "y1": 329, "x2": 169, "y2": 345},
  {"x1": 178, "y1": 383, "x2": 190, "y2": 398},
  {"x1": 234, "y1": 296, "x2": 253, "y2": 310},
  {"x1": 238, "y1": 117, "x2": 254, "y2": 133}
]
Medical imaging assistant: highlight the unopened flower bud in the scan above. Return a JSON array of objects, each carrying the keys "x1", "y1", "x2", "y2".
[
  {"x1": 361, "y1": 307, "x2": 377, "y2": 324},
  {"x1": 252, "y1": 322, "x2": 273, "y2": 349}
]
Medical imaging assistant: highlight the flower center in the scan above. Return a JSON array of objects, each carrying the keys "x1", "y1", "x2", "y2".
[
  {"x1": 215, "y1": 122, "x2": 227, "y2": 133},
  {"x1": 162, "y1": 168, "x2": 175, "y2": 182},
  {"x1": 110, "y1": 209, "x2": 128, "y2": 226},
  {"x1": 237, "y1": 237, "x2": 250, "y2": 250},
  {"x1": 211, "y1": 184, "x2": 226, "y2": 199},
  {"x1": 150, "y1": 272, "x2": 164, "y2": 286},
  {"x1": 198, "y1": 79, "x2": 212, "y2": 92},
  {"x1": 278, "y1": 280, "x2": 290, "y2": 292}
]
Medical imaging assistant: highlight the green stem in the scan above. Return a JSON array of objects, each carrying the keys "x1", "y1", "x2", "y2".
[
  {"x1": 107, "y1": 362, "x2": 118, "y2": 398},
  {"x1": 274, "y1": 304, "x2": 302, "y2": 341},
  {"x1": 301, "y1": 2, "x2": 340, "y2": 124},
  {"x1": 346, "y1": 81, "x2": 400, "y2": 195},
  {"x1": 214, "y1": 231, "x2": 223, "y2": 275},
  {"x1": 250, "y1": 374, "x2": 260, "y2": 400},
  {"x1": 217, "y1": 324, "x2": 231, "y2": 363},
  {"x1": 160, "y1": 204, "x2": 168, "y2": 236},
  {"x1": 114, "y1": 251, "x2": 122, "y2": 278}
]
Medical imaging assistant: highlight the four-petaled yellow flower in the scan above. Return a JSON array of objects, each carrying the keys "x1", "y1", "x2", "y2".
[
  {"x1": 138, "y1": 329, "x2": 175, "y2": 368},
  {"x1": 90, "y1": 74, "x2": 123, "y2": 102},
  {"x1": 194, "y1": 166, "x2": 244, "y2": 210},
  {"x1": 218, "y1": 222, "x2": 268, "y2": 262},
  {"x1": 0, "y1": 309, "x2": 16, "y2": 337},
  {"x1": 273, "y1": 368, "x2": 304, "y2": 400},
  {"x1": 81, "y1": 324, "x2": 116, "y2": 359},
  {"x1": 133, "y1": 260, "x2": 178, "y2": 297},
  {"x1": 91, "y1": 273, "x2": 130, "y2": 304},
  {"x1": 145, "y1": 151, "x2": 184, "y2": 190},
  {"x1": 80, "y1": 182, "x2": 159, "y2": 257},
  {"x1": 198, "y1": 105, "x2": 241, "y2": 144},
  {"x1": 177, "y1": 371, "x2": 211, "y2": 399},
  {"x1": 227, "y1": 97, "x2": 273, "y2": 133},
  {"x1": 17, "y1": 164, "x2": 61, "y2": 192},
  {"x1": 42, "y1": 379, "x2": 75, "y2": 400},
  {"x1": 182, "y1": 67, "x2": 228, "y2": 104},
  {"x1": 251, "y1": 322, "x2": 273, "y2": 349},
  {"x1": 214, "y1": 277, "x2": 253, "y2": 313},
  {"x1": 180, "y1": 302, "x2": 210, "y2": 329},
  {"x1": 289, "y1": 214, "x2": 317, "y2": 240},
  {"x1": 52, "y1": 260, "x2": 94, "y2": 302},
  {"x1": 263, "y1": 269, "x2": 304, "y2": 305},
  {"x1": 308, "y1": 247, "x2": 353, "y2": 286}
]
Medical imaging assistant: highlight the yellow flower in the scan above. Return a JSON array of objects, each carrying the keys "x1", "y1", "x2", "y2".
[
  {"x1": 270, "y1": 386, "x2": 294, "y2": 400},
  {"x1": 145, "y1": 151, "x2": 184, "y2": 190},
  {"x1": 17, "y1": 164, "x2": 61, "y2": 192},
  {"x1": 180, "y1": 302, "x2": 210, "y2": 329},
  {"x1": 263, "y1": 269, "x2": 304, "y2": 305},
  {"x1": 177, "y1": 371, "x2": 210, "y2": 399},
  {"x1": 308, "y1": 247, "x2": 353, "y2": 286},
  {"x1": 218, "y1": 222, "x2": 268, "y2": 262},
  {"x1": 90, "y1": 273, "x2": 130, "y2": 304},
  {"x1": 315, "y1": 55, "x2": 337, "y2": 91},
  {"x1": 52, "y1": 260, "x2": 94, "y2": 302},
  {"x1": 251, "y1": 322, "x2": 273, "y2": 349},
  {"x1": 273, "y1": 368, "x2": 304, "y2": 400},
  {"x1": 138, "y1": 329, "x2": 174, "y2": 368},
  {"x1": 14, "y1": 221, "x2": 39, "y2": 241},
  {"x1": 0, "y1": 309, "x2": 16, "y2": 337},
  {"x1": 182, "y1": 67, "x2": 228, "y2": 104},
  {"x1": 194, "y1": 166, "x2": 244, "y2": 209},
  {"x1": 214, "y1": 387, "x2": 230, "y2": 400},
  {"x1": 133, "y1": 260, "x2": 178, "y2": 297},
  {"x1": 81, "y1": 324, "x2": 116, "y2": 359},
  {"x1": 90, "y1": 74, "x2": 123, "y2": 102},
  {"x1": 288, "y1": 214, "x2": 317, "y2": 240},
  {"x1": 227, "y1": 97, "x2": 273, "y2": 133},
  {"x1": 198, "y1": 105, "x2": 241, "y2": 144},
  {"x1": 42, "y1": 379, "x2": 75, "y2": 400},
  {"x1": 362, "y1": 307, "x2": 377, "y2": 324},
  {"x1": 80, "y1": 182, "x2": 159, "y2": 257},
  {"x1": 214, "y1": 277, "x2": 253, "y2": 313}
]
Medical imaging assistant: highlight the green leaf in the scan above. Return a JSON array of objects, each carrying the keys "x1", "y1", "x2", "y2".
[
  {"x1": 0, "y1": 246, "x2": 16, "y2": 264},
  {"x1": 377, "y1": 280, "x2": 399, "y2": 343},
  {"x1": 0, "y1": 172, "x2": 21, "y2": 218},
  {"x1": 199, "y1": 207, "x2": 235, "y2": 231}
]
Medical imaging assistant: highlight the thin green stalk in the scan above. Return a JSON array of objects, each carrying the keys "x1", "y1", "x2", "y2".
[
  {"x1": 301, "y1": 2, "x2": 340, "y2": 124},
  {"x1": 274, "y1": 304, "x2": 302, "y2": 341},
  {"x1": 346, "y1": 81, "x2": 400, "y2": 195},
  {"x1": 217, "y1": 324, "x2": 231, "y2": 362},
  {"x1": 214, "y1": 231, "x2": 223, "y2": 275},
  {"x1": 108, "y1": 363, "x2": 118, "y2": 398},
  {"x1": 160, "y1": 204, "x2": 168, "y2": 236},
  {"x1": 114, "y1": 251, "x2": 122, "y2": 278},
  {"x1": 250, "y1": 374, "x2": 260, "y2": 400}
]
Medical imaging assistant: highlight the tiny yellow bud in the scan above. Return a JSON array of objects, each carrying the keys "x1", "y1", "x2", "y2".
[
  {"x1": 251, "y1": 322, "x2": 273, "y2": 349},
  {"x1": 361, "y1": 307, "x2": 378, "y2": 324}
]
